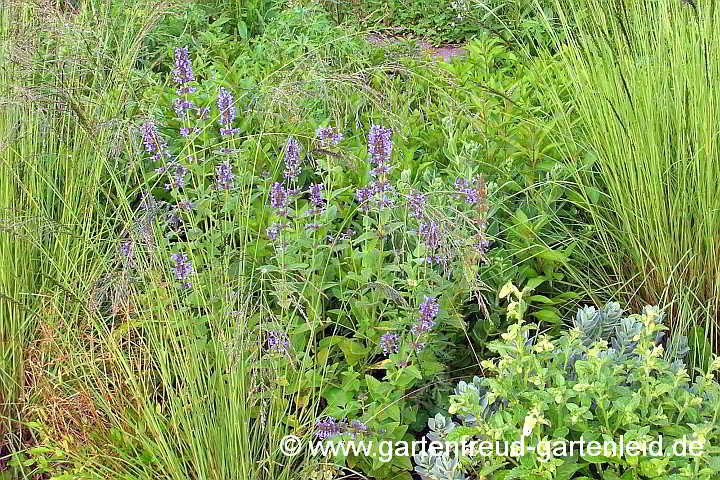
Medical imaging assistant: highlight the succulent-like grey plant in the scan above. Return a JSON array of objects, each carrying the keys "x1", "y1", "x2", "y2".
[
  {"x1": 574, "y1": 302, "x2": 623, "y2": 345},
  {"x1": 414, "y1": 452, "x2": 466, "y2": 480},
  {"x1": 611, "y1": 316, "x2": 645, "y2": 357},
  {"x1": 427, "y1": 413, "x2": 456, "y2": 442}
]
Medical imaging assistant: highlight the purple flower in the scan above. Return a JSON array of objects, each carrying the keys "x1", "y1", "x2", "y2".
[
  {"x1": 196, "y1": 106, "x2": 210, "y2": 120},
  {"x1": 161, "y1": 162, "x2": 189, "y2": 191},
  {"x1": 173, "y1": 98, "x2": 195, "y2": 117},
  {"x1": 170, "y1": 253, "x2": 193, "y2": 288},
  {"x1": 370, "y1": 179, "x2": 395, "y2": 209},
  {"x1": 349, "y1": 420, "x2": 369, "y2": 434},
  {"x1": 270, "y1": 182, "x2": 289, "y2": 216},
  {"x1": 454, "y1": 176, "x2": 484, "y2": 204},
  {"x1": 368, "y1": 124, "x2": 392, "y2": 166},
  {"x1": 315, "y1": 417, "x2": 347, "y2": 440},
  {"x1": 407, "y1": 191, "x2": 427, "y2": 219},
  {"x1": 411, "y1": 297, "x2": 439, "y2": 335},
  {"x1": 179, "y1": 127, "x2": 190, "y2": 137},
  {"x1": 308, "y1": 183, "x2": 325, "y2": 214},
  {"x1": 118, "y1": 241, "x2": 134, "y2": 269},
  {"x1": 217, "y1": 87, "x2": 240, "y2": 136},
  {"x1": 316, "y1": 126, "x2": 344, "y2": 146},
  {"x1": 305, "y1": 223, "x2": 323, "y2": 231},
  {"x1": 266, "y1": 222, "x2": 289, "y2": 240},
  {"x1": 141, "y1": 121, "x2": 170, "y2": 161},
  {"x1": 355, "y1": 186, "x2": 373, "y2": 211},
  {"x1": 284, "y1": 136, "x2": 302, "y2": 181},
  {"x1": 267, "y1": 331, "x2": 290, "y2": 354},
  {"x1": 177, "y1": 200, "x2": 193, "y2": 211},
  {"x1": 214, "y1": 161, "x2": 234, "y2": 190},
  {"x1": 379, "y1": 333, "x2": 399, "y2": 355},
  {"x1": 419, "y1": 296, "x2": 439, "y2": 322},
  {"x1": 172, "y1": 46, "x2": 196, "y2": 95},
  {"x1": 418, "y1": 221, "x2": 441, "y2": 250},
  {"x1": 326, "y1": 229, "x2": 355, "y2": 243}
]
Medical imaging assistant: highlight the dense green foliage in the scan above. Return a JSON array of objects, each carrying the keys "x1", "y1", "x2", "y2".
[
  {"x1": 1, "y1": 0, "x2": 718, "y2": 479},
  {"x1": 419, "y1": 288, "x2": 720, "y2": 479}
]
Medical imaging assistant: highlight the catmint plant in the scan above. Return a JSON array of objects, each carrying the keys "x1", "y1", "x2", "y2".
[
  {"x1": 141, "y1": 121, "x2": 171, "y2": 162},
  {"x1": 170, "y1": 253, "x2": 193, "y2": 288},
  {"x1": 171, "y1": 46, "x2": 196, "y2": 95},
  {"x1": 267, "y1": 331, "x2": 290, "y2": 354},
  {"x1": 217, "y1": 87, "x2": 240, "y2": 136},
  {"x1": 379, "y1": 333, "x2": 400, "y2": 355},
  {"x1": 214, "y1": 161, "x2": 235, "y2": 190},
  {"x1": 270, "y1": 182, "x2": 289, "y2": 217},
  {"x1": 283, "y1": 136, "x2": 302, "y2": 181},
  {"x1": 411, "y1": 297, "x2": 439, "y2": 335},
  {"x1": 315, "y1": 126, "x2": 343, "y2": 146}
]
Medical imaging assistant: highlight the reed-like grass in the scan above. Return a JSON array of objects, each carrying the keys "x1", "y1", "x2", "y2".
[{"x1": 542, "y1": 0, "x2": 720, "y2": 358}]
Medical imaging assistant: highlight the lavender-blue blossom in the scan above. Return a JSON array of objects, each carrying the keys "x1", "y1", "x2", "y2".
[
  {"x1": 270, "y1": 182, "x2": 289, "y2": 216},
  {"x1": 316, "y1": 126, "x2": 344, "y2": 146},
  {"x1": 214, "y1": 161, "x2": 234, "y2": 190},
  {"x1": 379, "y1": 333, "x2": 400, "y2": 355},
  {"x1": 217, "y1": 87, "x2": 240, "y2": 136},
  {"x1": 141, "y1": 121, "x2": 170, "y2": 161},
  {"x1": 315, "y1": 417, "x2": 347, "y2": 440},
  {"x1": 284, "y1": 136, "x2": 301, "y2": 181},
  {"x1": 266, "y1": 222, "x2": 289, "y2": 240},
  {"x1": 368, "y1": 124, "x2": 392, "y2": 166},
  {"x1": 173, "y1": 98, "x2": 194, "y2": 117},
  {"x1": 172, "y1": 47, "x2": 196, "y2": 95},
  {"x1": 170, "y1": 253, "x2": 193, "y2": 288},
  {"x1": 407, "y1": 191, "x2": 426, "y2": 219},
  {"x1": 454, "y1": 176, "x2": 483, "y2": 204},
  {"x1": 308, "y1": 183, "x2": 325, "y2": 214},
  {"x1": 118, "y1": 241, "x2": 134, "y2": 269},
  {"x1": 411, "y1": 297, "x2": 439, "y2": 335},
  {"x1": 267, "y1": 331, "x2": 290, "y2": 354}
]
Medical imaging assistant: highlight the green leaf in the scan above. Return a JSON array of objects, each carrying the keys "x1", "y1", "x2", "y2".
[
  {"x1": 339, "y1": 339, "x2": 367, "y2": 365},
  {"x1": 365, "y1": 375, "x2": 393, "y2": 401},
  {"x1": 324, "y1": 387, "x2": 354, "y2": 407},
  {"x1": 530, "y1": 309, "x2": 562, "y2": 324},
  {"x1": 237, "y1": 20, "x2": 248, "y2": 40}
]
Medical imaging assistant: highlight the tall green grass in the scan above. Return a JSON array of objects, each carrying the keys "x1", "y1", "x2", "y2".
[
  {"x1": 0, "y1": 2, "x2": 313, "y2": 479},
  {"x1": 543, "y1": 0, "x2": 720, "y2": 359}
]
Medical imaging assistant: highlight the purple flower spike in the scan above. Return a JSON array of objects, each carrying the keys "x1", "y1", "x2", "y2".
[
  {"x1": 284, "y1": 136, "x2": 302, "y2": 181},
  {"x1": 412, "y1": 297, "x2": 439, "y2": 335},
  {"x1": 172, "y1": 47, "x2": 196, "y2": 95},
  {"x1": 214, "y1": 161, "x2": 235, "y2": 190},
  {"x1": 308, "y1": 183, "x2": 325, "y2": 214},
  {"x1": 407, "y1": 191, "x2": 427, "y2": 219},
  {"x1": 118, "y1": 241, "x2": 134, "y2": 269},
  {"x1": 162, "y1": 162, "x2": 189, "y2": 192},
  {"x1": 170, "y1": 253, "x2": 193, "y2": 288},
  {"x1": 316, "y1": 126, "x2": 344, "y2": 146},
  {"x1": 217, "y1": 87, "x2": 238, "y2": 135},
  {"x1": 270, "y1": 182, "x2": 289, "y2": 216},
  {"x1": 315, "y1": 417, "x2": 346, "y2": 440},
  {"x1": 368, "y1": 125, "x2": 392, "y2": 167},
  {"x1": 355, "y1": 187, "x2": 372, "y2": 212},
  {"x1": 173, "y1": 98, "x2": 195, "y2": 117},
  {"x1": 141, "y1": 121, "x2": 171, "y2": 162},
  {"x1": 419, "y1": 296, "x2": 439, "y2": 321},
  {"x1": 379, "y1": 333, "x2": 400, "y2": 355},
  {"x1": 454, "y1": 176, "x2": 484, "y2": 204},
  {"x1": 267, "y1": 331, "x2": 290, "y2": 354}
]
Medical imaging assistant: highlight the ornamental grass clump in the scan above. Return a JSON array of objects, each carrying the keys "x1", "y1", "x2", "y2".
[{"x1": 544, "y1": 0, "x2": 720, "y2": 358}]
